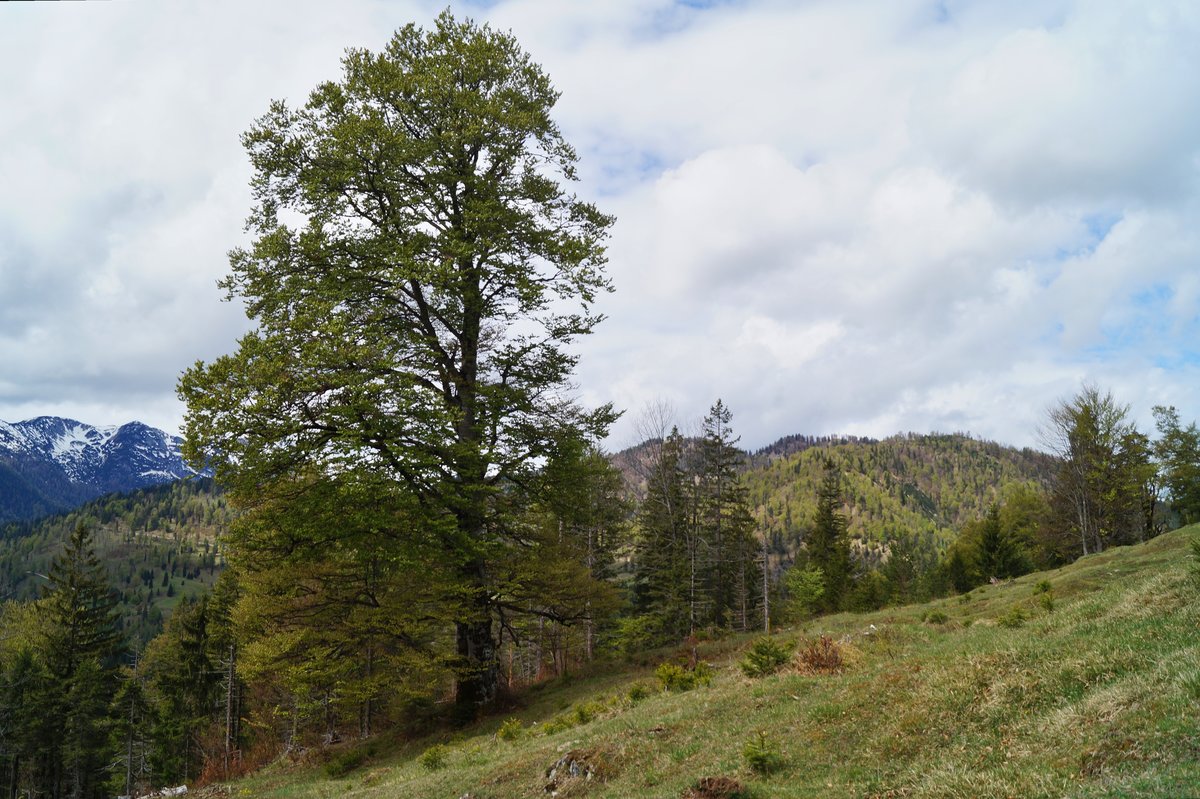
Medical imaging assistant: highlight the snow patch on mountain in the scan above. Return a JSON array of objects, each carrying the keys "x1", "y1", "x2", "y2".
[{"x1": 0, "y1": 416, "x2": 206, "y2": 523}]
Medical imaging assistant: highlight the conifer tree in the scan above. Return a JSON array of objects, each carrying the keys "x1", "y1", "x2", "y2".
[
  {"x1": 696, "y1": 400, "x2": 760, "y2": 631},
  {"x1": 0, "y1": 648, "x2": 52, "y2": 798},
  {"x1": 109, "y1": 665, "x2": 152, "y2": 799},
  {"x1": 143, "y1": 597, "x2": 218, "y2": 784},
  {"x1": 632, "y1": 427, "x2": 691, "y2": 640},
  {"x1": 974, "y1": 504, "x2": 1024, "y2": 581},
  {"x1": 40, "y1": 523, "x2": 124, "y2": 799},
  {"x1": 531, "y1": 436, "x2": 628, "y2": 666},
  {"x1": 805, "y1": 459, "x2": 852, "y2": 612},
  {"x1": 62, "y1": 659, "x2": 110, "y2": 799},
  {"x1": 1153, "y1": 405, "x2": 1200, "y2": 526},
  {"x1": 1043, "y1": 385, "x2": 1153, "y2": 554},
  {"x1": 43, "y1": 524, "x2": 123, "y2": 680},
  {"x1": 224, "y1": 475, "x2": 456, "y2": 743}
]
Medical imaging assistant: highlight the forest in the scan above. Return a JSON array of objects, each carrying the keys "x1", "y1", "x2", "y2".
[{"x1": 0, "y1": 11, "x2": 1197, "y2": 799}]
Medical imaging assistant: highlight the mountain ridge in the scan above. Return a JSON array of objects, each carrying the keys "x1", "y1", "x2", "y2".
[{"x1": 0, "y1": 415, "x2": 201, "y2": 524}]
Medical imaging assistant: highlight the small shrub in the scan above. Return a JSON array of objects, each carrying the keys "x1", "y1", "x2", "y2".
[
  {"x1": 1037, "y1": 592, "x2": 1055, "y2": 612},
  {"x1": 784, "y1": 564, "x2": 825, "y2": 620},
  {"x1": 693, "y1": 660, "x2": 715, "y2": 687},
  {"x1": 628, "y1": 682, "x2": 651, "y2": 702},
  {"x1": 740, "y1": 637, "x2": 792, "y2": 678},
  {"x1": 997, "y1": 606, "x2": 1028, "y2": 629},
  {"x1": 613, "y1": 614, "x2": 665, "y2": 656},
  {"x1": 496, "y1": 717, "x2": 523, "y2": 741},
  {"x1": 573, "y1": 700, "x2": 605, "y2": 725},
  {"x1": 541, "y1": 714, "x2": 574, "y2": 735},
  {"x1": 419, "y1": 743, "x2": 448, "y2": 771},
  {"x1": 324, "y1": 749, "x2": 367, "y2": 779},
  {"x1": 796, "y1": 635, "x2": 844, "y2": 675},
  {"x1": 925, "y1": 610, "x2": 949, "y2": 625},
  {"x1": 1035, "y1": 580, "x2": 1053, "y2": 594},
  {"x1": 657, "y1": 662, "x2": 697, "y2": 691},
  {"x1": 743, "y1": 731, "x2": 785, "y2": 775}
]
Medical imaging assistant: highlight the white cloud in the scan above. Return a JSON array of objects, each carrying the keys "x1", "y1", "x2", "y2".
[{"x1": 1, "y1": 0, "x2": 1198, "y2": 451}]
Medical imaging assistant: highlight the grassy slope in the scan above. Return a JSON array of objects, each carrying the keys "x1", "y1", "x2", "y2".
[{"x1": 229, "y1": 527, "x2": 1200, "y2": 799}]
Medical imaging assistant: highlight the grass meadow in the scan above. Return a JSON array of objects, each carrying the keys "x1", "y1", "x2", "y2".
[{"x1": 222, "y1": 526, "x2": 1200, "y2": 799}]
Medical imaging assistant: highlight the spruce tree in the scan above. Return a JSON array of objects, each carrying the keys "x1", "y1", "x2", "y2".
[
  {"x1": 696, "y1": 400, "x2": 760, "y2": 631},
  {"x1": 632, "y1": 428, "x2": 691, "y2": 641},
  {"x1": 43, "y1": 524, "x2": 123, "y2": 679},
  {"x1": 806, "y1": 459, "x2": 852, "y2": 612},
  {"x1": 143, "y1": 597, "x2": 218, "y2": 784},
  {"x1": 41, "y1": 523, "x2": 124, "y2": 799},
  {"x1": 975, "y1": 504, "x2": 1023, "y2": 581}
]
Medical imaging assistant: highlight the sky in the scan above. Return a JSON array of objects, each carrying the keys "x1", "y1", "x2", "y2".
[{"x1": 1, "y1": 0, "x2": 1198, "y2": 452}]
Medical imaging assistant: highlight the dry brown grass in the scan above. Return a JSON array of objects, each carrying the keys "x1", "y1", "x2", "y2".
[{"x1": 793, "y1": 634, "x2": 846, "y2": 675}]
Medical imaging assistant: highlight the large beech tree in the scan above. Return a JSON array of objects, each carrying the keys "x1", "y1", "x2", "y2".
[{"x1": 179, "y1": 11, "x2": 614, "y2": 717}]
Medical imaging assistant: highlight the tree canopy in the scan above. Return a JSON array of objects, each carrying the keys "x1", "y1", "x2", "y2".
[{"x1": 179, "y1": 10, "x2": 615, "y2": 717}]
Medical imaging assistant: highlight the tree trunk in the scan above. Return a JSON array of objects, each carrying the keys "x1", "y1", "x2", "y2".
[
  {"x1": 453, "y1": 578, "x2": 498, "y2": 722},
  {"x1": 359, "y1": 645, "x2": 373, "y2": 739},
  {"x1": 125, "y1": 688, "x2": 136, "y2": 797},
  {"x1": 224, "y1": 643, "x2": 236, "y2": 774},
  {"x1": 761, "y1": 535, "x2": 770, "y2": 634},
  {"x1": 585, "y1": 526, "x2": 595, "y2": 661}
]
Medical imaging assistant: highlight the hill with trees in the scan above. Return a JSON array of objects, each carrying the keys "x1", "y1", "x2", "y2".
[
  {"x1": 615, "y1": 430, "x2": 1058, "y2": 553},
  {"x1": 0, "y1": 478, "x2": 231, "y2": 648},
  {"x1": 745, "y1": 432, "x2": 1058, "y2": 547}
]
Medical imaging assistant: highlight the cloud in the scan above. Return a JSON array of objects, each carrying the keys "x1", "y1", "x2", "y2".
[{"x1": 1, "y1": 0, "x2": 1198, "y2": 452}]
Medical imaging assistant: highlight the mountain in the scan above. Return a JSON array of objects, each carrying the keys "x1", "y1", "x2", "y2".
[
  {"x1": 0, "y1": 416, "x2": 201, "y2": 524},
  {"x1": 613, "y1": 431, "x2": 1060, "y2": 551}
]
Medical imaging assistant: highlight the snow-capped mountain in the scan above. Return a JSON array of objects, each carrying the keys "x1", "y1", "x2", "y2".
[{"x1": 0, "y1": 416, "x2": 201, "y2": 524}]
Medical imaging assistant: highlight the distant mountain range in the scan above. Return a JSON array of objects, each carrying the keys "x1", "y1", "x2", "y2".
[{"x1": 0, "y1": 416, "x2": 201, "y2": 524}]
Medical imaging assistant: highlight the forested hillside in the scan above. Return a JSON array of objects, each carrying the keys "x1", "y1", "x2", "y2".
[
  {"x1": 0, "y1": 478, "x2": 231, "y2": 646},
  {"x1": 746, "y1": 432, "x2": 1058, "y2": 548},
  {"x1": 615, "y1": 432, "x2": 1058, "y2": 554}
]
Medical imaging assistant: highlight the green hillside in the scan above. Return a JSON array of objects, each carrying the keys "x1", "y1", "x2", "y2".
[
  {"x1": 615, "y1": 431, "x2": 1058, "y2": 556},
  {"x1": 220, "y1": 526, "x2": 1199, "y2": 799},
  {"x1": 745, "y1": 433, "x2": 1058, "y2": 550},
  {"x1": 0, "y1": 478, "x2": 232, "y2": 646}
]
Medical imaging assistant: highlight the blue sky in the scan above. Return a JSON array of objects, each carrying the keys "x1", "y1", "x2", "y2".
[{"x1": 0, "y1": 0, "x2": 1197, "y2": 450}]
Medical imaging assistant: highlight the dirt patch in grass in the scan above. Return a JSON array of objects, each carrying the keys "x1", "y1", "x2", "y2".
[{"x1": 683, "y1": 775, "x2": 748, "y2": 798}]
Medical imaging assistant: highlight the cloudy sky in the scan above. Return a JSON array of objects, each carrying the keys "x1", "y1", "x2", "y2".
[{"x1": 1, "y1": 0, "x2": 1198, "y2": 451}]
